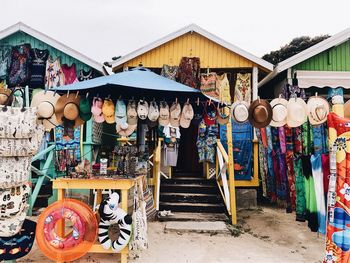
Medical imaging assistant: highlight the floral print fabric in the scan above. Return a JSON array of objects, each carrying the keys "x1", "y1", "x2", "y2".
[
  {"x1": 161, "y1": 64, "x2": 178, "y2": 81},
  {"x1": 8, "y1": 44, "x2": 31, "y2": 87},
  {"x1": 45, "y1": 57, "x2": 65, "y2": 89},
  {"x1": 176, "y1": 57, "x2": 200, "y2": 89},
  {"x1": 234, "y1": 73, "x2": 251, "y2": 103}
]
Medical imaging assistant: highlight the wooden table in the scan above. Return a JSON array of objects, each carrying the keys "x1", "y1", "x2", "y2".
[{"x1": 52, "y1": 176, "x2": 144, "y2": 263}]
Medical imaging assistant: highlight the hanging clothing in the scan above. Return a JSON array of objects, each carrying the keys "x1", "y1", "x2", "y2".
[
  {"x1": 163, "y1": 144, "x2": 178, "y2": 167},
  {"x1": 162, "y1": 124, "x2": 181, "y2": 167},
  {"x1": 234, "y1": 73, "x2": 251, "y2": 103},
  {"x1": 29, "y1": 48, "x2": 49, "y2": 88},
  {"x1": 266, "y1": 126, "x2": 277, "y2": 202},
  {"x1": 61, "y1": 63, "x2": 79, "y2": 84},
  {"x1": 197, "y1": 120, "x2": 217, "y2": 164},
  {"x1": 216, "y1": 73, "x2": 231, "y2": 103},
  {"x1": 160, "y1": 64, "x2": 178, "y2": 81},
  {"x1": 45, "y1": 57, "x2": 65, "y2": 88},
  {"x1": 78, "y1": 68, "x2": 94, "y2": 81},
  {"x1": 176, "y1": 57, "x2": 200, "y2": 89},
  {"x1": 200, "y1": 73, "x2": 219, "y2": 99},
  {"x1": 281, "y1": 84, "x2": 306, "y2": 100},
  {"x1": 256, "y1": 129, "x2": 267, "y2": 197},
  {"x1": 284, "y1": 126, "x2": 296, "y2": 211},
  {"x1": 8, "y1": 44, "x2": 31, "y2": 87},
  {"x1": 0, "y1": 46, "x2": 11, "y2": 80},
  {"x1": 294, "y1": 156, "x2": 306, "y2": 221}
]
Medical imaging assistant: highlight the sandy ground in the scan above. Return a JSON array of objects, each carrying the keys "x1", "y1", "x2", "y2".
[{"x1": 18, "y1": 207, "x2": 324, "y2": 263}]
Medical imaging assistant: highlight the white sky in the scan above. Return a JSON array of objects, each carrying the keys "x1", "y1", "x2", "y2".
[{"x1": 2, "y1": 0, "x2": 350, "y2": 64}]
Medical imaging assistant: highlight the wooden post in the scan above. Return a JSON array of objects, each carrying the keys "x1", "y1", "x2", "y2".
[
  {"x1": 153, "y1": 139, "x2": 161, "y2": 210},
  {"x1": 226, "y1": 120, "x2": 237, "y2": 225}
]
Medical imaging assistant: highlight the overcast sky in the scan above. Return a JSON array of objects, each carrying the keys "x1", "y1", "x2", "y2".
[{"x1": 2, "y1": 0, "x2": 349, "y2": 64}]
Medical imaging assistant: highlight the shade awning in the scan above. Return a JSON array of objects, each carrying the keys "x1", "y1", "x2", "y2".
[{"x1": 296, "y1": 70, "x2": 350, "y2": 89}]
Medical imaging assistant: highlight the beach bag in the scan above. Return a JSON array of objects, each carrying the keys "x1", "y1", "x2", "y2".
[
  {"x1": 0, "y1": 219, "x2": 36, "y2": 260},
  {"x1": 0, "y1": 124, "x2": 45, "y2": 157},
  {"x1": 143, "y1": 177, "x2": 157, "y2": 221},
  {"x1": 0, "y1": 183, "x2": 30, "y2": 218},
  {"x1": 0, "y1": 157, "x2": 32, "y2": 188},
  {"x1": 129, "y1": 180, "x2": 148, "y2": 250},
  {"x1": 0, "y1": 205, "x2": 28, "y2": 237},
  {"x1": 0, "y1": 89, "x2": 37, "y2": 139}
]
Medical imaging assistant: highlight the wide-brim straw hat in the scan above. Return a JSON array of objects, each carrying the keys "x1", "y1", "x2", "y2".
[
  {"x1": 0, "y1": 87, "x2": 11, "y2": 105},
  {"x1": 231, "y1": 101, "x2": 250, "y2": 123},
  {"x1": 55, "y1": 93, "x2": 84, "y2": 128},
  {"x1": 31, "y1": 90, "x2": 60, "y2": 131},
  {"x1": 287, "y1": 97, "x2": 308, "y2": 127},
  {"x1": 307, "y1": 95, "x2": 330, "y2": 125},
  {"x1": 270, "y1": 96, "x2": 288, "y2": 127},
  {"x1": 248, "y1": 98, "x2": 272, "y2": 128}
]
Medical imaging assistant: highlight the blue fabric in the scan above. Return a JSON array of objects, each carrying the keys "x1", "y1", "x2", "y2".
[{"x1": 220, "y1": 120, "x2": 253, "y2": 180}]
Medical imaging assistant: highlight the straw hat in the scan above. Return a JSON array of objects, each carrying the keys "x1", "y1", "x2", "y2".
[
  {"x1": 0, "y1": 87, "x2": 11, "y2": 105},
  {"x1": 137, "y1": 100, "x2": 149, "y2": 120},
  {"x1": 31, "y1": 90, "x2": 60, "y2": 131},
  {"x1": 217, "y1": 105, "x2": 230, "y2": 125},
  {"x1": 158, "y1": 101, "x2": 170, "y2": 126},
  {"x1": 307, "y1": 95, "x2": 330, "y2": 125},
  {"x1": 102, "y1": 99, "x2": 115, "y2": 124},
  {"x1": 91, "y1": 97, "x2": 105, "y2": 123},
  {"x1": 270, "y1": 97, "x2": 288, "y2": 127},
  {"x1": 248, "y1": 99, "x2": 272, "y2": 128},
  {"x1": 231, "y1": 101, "x2": 249, "y2": 123},
  {"x1": 180, "y1": 102, "x2": 194, "y2": 128},
  {"x1": 169, "y1": 102, "x2": 181, "y2": 127},
  {"x1": 286, "y1": 97, "x2": 308, "y2": 127},
  {"x1": 55, "y1": 93, "x2": 84, "y2": 128}
]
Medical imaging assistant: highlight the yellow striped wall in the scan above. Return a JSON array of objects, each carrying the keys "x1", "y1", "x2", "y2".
[{"x1": 122, "y1": 32, "x2": 265, "y2": 71}]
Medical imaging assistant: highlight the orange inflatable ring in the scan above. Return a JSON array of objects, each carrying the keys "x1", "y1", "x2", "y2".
[{"x1": 36, "y1": 199, "x2": 98, "y2": 262}]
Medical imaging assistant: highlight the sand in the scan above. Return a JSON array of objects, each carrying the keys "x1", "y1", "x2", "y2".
[{"x1": 18, "y1": 207, "x2": 324, "y2": 263}]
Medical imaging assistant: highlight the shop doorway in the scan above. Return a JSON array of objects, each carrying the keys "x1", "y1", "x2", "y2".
[{"x1": 175, "y1": 122, "x2": 202, "y2": 176}]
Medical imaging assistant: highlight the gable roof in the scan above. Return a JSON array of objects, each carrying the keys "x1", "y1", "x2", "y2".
[
  {"x1": 0, "y1": 22, "x2": 103, "y2": 72},
  {"x1": 111, "y1": 23, "x2": 273, "y2": 71},
  {"x1": 259, "y1": 27, "x2": 350, "y2": 87}
]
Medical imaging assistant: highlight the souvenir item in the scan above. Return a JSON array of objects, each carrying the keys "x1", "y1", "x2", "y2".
[
  {"x1": 0, "y1": 89, "x2": 37, "y2": 139},
  {"x1": 0, "y1": 219, "x2": 36, "y2": 261},
  {"x1": 177, "y1": 57, "x2": 201, "y2": 89},
  {"x1": 36, "y1": 199, "x2": 97, "y2": 262},
  {"x1": 137, "y1": 100, "x2": 149, "y2": 120},
  {"x1": 0, "y1": 157, "x2": 32, "y2": 188},
  {"x1": 117, "y1": 122, "x2": 135, "y2": 137},
  {"x1": 115, "y1": 99, "x2": 127, "y2": 126},
  {"x1": 286, "y1": 97, "x2": 308, "y2": 127},
  {"x1": 98, "y1": 193, "x2": 132, "y2": 252},
  {"x1": 180, "y1": 102, "x2": 194, "y2": 128},
  {"x1": 127, "y1": 100, "x2": 138, "y2": 126},
  {"x1": 0, "y1": 46, "x2": 11, "y2": 80},
  {"x1": 0, "y1": 183, "x2": 29, "y2": 218},
  {"x1": 79, "y1": 98, "x2": 92, "y2": 121},
  {"x1": 101, "y1": 99, "x2": 115, "y2": 124},
  {"x1": 270, "y1": 96, "x2": 288, "y2": 127},
  {"x1": 307, "y1": 95, "x2": 330, "y2": 125},
  {"x1": 29, "y1": 48, "x2": 49, "y2": 88},
  {"x1": 147, "y1": 101, "x2": 159, "y2": 127},
  {"x1": 0, "y1": 87, "x2": 11, "y2": 106},
  {"x1": 0, "y1": 205, "x2": 28, "y2": 237},
  {"x1": 216, "y1": 73, "x2": 231, "y2": 103},
  {"x1": 31, "y1": 90, "x2": 60, "y2": 131},
  {"x1": 231, "y1": 101, "x2": 249, "y2": 123},
  {"x1": 234, "y1": 73, "x2": 251, "y2": 103},
  {"x1": 78, "y1": 69, "x2": 94, "y2": 81},
  {"x1": 169, "y1": 102, "x2": 181, "y2": 127},
  {"x1": 61, "y1": 63, "x2": 78, "y2": 84},
  {"x1": 158, "y1": 101, "x2": 170, "y2": 126},
  {"x1": 8, "y1": 44, "x2": 31, "y2": 87},
  {"x1": 203, "y1": 102, "x2": 217, "y2": 126},
  {"x1": 0, "y1": 124, "x2": 44, "y2": 157},
  {"x1": 200, "y1": 73, "x2": 219, "y2": 99},
  {"x1": 45, "y1": 57, "x2": 65, "y2": 89},
  {"x1": 216, "y1": 105, "x2": 230, "y2": 125},
  {"x1": 248, "y1": 98, "x2": 272, "y2": 128},
  {"x1": 160, "y1": 64, "x2": 178, "y2": 81},
  {"x1": 55, "y1": 93, "x2": 84, "y2": 127},
  {"x1": 91, "y1": 97, "x2": 105, "y2": 123}
]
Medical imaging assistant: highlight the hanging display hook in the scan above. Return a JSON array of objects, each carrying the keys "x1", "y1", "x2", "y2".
[
  {"x1": 67, "y1": 90, "x2": 70, "y2": 98},
  {"x1": 86, "y1": 92, "x2": 89, "y2": 98},
  {"x1": 75, "y1": 91, "x2": 79, "y2": 98}
]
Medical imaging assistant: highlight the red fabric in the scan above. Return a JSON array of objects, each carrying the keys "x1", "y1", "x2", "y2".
[
  {"x1": 61, "y1": 64, "x2": 78, "y2": 85},
  {"x1": 322, "y1": 154, "x2": 330, "y2": 195}
]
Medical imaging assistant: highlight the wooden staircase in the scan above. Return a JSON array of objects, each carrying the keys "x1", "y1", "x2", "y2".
[{"x1": 159, "y1": 172, "x2": 228, "y2": 221}]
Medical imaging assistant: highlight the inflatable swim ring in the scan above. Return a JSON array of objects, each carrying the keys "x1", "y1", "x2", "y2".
[{"x1": 36, "y1": 199, "x2": 97, "y2": 262}]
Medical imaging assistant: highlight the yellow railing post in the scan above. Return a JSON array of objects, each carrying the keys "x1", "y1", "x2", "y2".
[
  {"x1": 226, "y1": 120, "x2": 237, "y2": 225},
  {"x1": 153, "y1": 139, "x2": 161, "y2": 210}
]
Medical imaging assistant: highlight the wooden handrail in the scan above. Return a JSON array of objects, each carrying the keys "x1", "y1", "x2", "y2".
[{"x1": 216, "y1": 140, "x2": 229, "y2": 163}]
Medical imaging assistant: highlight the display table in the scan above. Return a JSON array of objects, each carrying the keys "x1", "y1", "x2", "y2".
[{"x1": 52, "y1": 176, "x2": 145, "y2": 263}]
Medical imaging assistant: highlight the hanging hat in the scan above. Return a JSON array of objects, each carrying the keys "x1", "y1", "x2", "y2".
[
  {"x1": 116, "y1": 122, "x2": 136, "y2": 137},
  {"x1": 102, "y1": 99, "x2": 115, "y2": 124},
  {"x1": 158, "y1": 101, "x2": 170, "y2": 126},
  {"x1": 0, "y1": 219, "x2": 36, "y2": 261},
  {"x1": 115, "y1": 99, "x2": 127, "y2": 127},
  {"x1": 31, "y1": 90, "x2": 60, "y2": 131},
  {"x1": 169, "y1": 102, "x2": 181, "y2": 127},
  {"x1": 307, "y1": 95, "x2": 330, "y2": 125},
  {"x1": 55, "y1": 93, "x2": 84, "y2": 128},
  {"x1": 286, "y1": 97, "x2": 308, "y2": 127},
  {"x1": 147, "y1": 101, "x2": 160, "y2": 127},
  {"x1": 270, "y1": 96, "x2": 288, "y2": 127},
  {"x1": 216, "y1": 104, "x2": 230, "y2": 125},
  {"x1": 203, "y1": 102, "x2": 217, "y2": 126},
  {"x1": 180, "y1": 102, "x2": 194, "y2": 128},
  {"x1": 248, "y1": 98, "x2": 272, "y2": 128},
  {"x1": 137, "y1": 100, "x2": 149, "y2": 120},
  {"x1": 127, "y1": 100, "x2": 138, "y2": 126},
  {"x1": 231, "y1": 101, "x2": 249, "y2": 123},
  {"x1": 0, "y1": 87, "x2": 11, "y2": 105},
  {"x1": 79, "y1": 97, "x2": 92, "y2": 121},
  {"x1": 91, "y1": 97, "x2": 105, "y2": 123}
]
